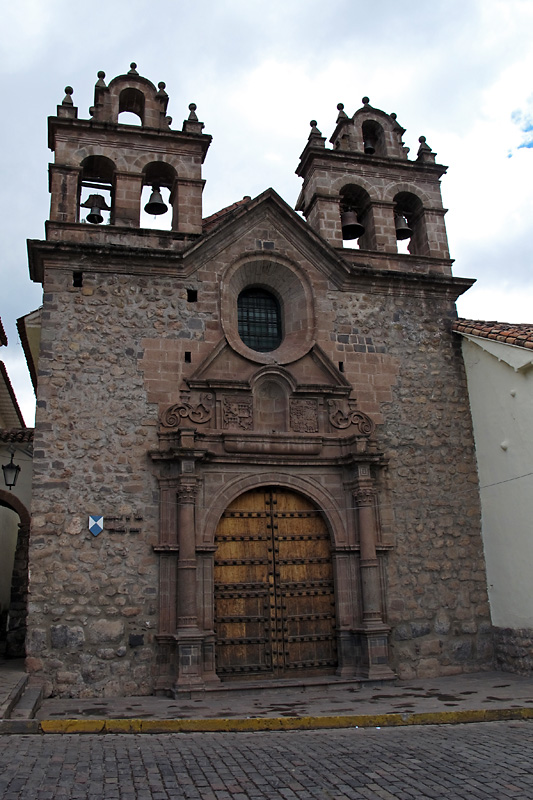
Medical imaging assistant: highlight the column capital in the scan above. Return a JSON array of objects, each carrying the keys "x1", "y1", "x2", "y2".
[
  {"x1": 353, "y1": 486, "x2": 376, "y2": 506},
  {"x1": 176, "y1": 479, "x2": 198, "y2": 504}
]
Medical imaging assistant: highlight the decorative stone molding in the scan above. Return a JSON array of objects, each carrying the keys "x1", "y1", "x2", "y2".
[
  {"x1": 161, "y1": 393, "x2": 213, "y2": 428},
  {"x1": 177, "y1": 482, "x2": 198, "y2": 504},
  {"x1": 328, "y1": 399, "x2": 375, "y2": 435},
  {"x1": 289, "y1": 398, "x2": 319, "y2": 433},
  {"x1": 353, "y1": 487, "x2": 377, "y2": 506},
  {"x1": 223, "y1": 396, "x2": 253, "y2": 430}
]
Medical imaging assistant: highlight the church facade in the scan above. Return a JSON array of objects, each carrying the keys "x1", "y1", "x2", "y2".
[{"x1": 26, "y1": 66, "x2": 492, "y2": 697}]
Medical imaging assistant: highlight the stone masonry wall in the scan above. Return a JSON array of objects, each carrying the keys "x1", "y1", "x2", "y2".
[
  {"x1": 329, "y1": 287, "x2": 493, "y2": 678},
  {"x1": 494, "y1": 627, "x2": 533, "y2": 675},
  {"x1": 27, "y1": 265, "x2": 218, "y2": 697}
]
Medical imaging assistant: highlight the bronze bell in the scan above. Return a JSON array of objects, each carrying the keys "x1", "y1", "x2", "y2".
[
  {"x1": 80, "y1": 194, "x2": 110, "y2": 224},
  {"x1": 395, "y1": 213, "x2": 413, "y2": 241},
  {"x1": 363, "y1": 139, "x2": 375, "y2": 155},
  {"x1": 341, "y1": 210, "x2": 365, "y2": 240},
  {"x1": 144, "y1": 186, "x2": 168, "y2": 216}
]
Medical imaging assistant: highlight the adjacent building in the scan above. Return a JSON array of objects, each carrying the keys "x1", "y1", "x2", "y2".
[
  {"x1": 0, "y1": 318, "x2": 33, "y2": 657},
  {"x1": 454, "y1": 319, "x2": 533, "y2": 674}
]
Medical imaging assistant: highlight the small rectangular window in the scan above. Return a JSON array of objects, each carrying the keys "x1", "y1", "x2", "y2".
[
  {"x1": 184, "y1": 351, "x2": 192, "y2": 363},
  {"x1": 187, "y1": 289, "x2": 198, "y2": 302},
  {"x1": 73, "y1": 271, "x2": 83, "y2": 287}
]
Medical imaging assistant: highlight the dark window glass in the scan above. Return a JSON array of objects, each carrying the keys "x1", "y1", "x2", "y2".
[{"x1": 238, "y1": 288, "x2": 282, "y2": 352}]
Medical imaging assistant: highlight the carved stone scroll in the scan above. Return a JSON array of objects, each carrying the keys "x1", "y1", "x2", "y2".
[
  {"x1": 290, "y1": 398, "x2": 319, "y2": 433},
  {"x1": 223, "y1": 396, "x2": 253, "y2": 430},
  {"x1": 161, "y1": 393, "x2": 213, "y2": 428},
  {"x1": 328, "y1": 399, "x2": 375, "y2": 436}
]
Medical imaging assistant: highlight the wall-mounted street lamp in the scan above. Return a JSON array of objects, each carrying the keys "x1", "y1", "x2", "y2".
[{"x1": 2, "y1": 453, "x2": 21, "y2": 491}]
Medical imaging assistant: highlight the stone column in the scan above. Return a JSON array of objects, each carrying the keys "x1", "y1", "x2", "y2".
[
  {"x1": 354, "y1": 466, "x2": 395, "y2": 678},
  {"x1": 49, "y1": 165, "x2": 81, "y2": 223},
  {"x1": 176, "y1": 480, "x2": 198, "y2": 629},
  {"x1": 174, "y1": 476, "x2": 205, "y2": 690}
]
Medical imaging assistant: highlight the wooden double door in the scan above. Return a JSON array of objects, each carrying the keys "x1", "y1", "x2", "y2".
[{"x1": 214, "y1": 488, "x2": 337, "y2": 679}]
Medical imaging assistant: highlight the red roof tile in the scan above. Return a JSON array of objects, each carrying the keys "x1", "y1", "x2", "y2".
[
  {"x1": 453, "y1": 319, "x2": 533, "y2": 350},
  {"x1": 0, "y1": 428, "x2": 34, "y2": 443}
]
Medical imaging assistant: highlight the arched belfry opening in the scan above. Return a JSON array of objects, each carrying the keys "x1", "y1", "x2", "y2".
[
  {"x1": 214, "y1": 487, "x2": 337, "y2": 680},
  {"x1": 78, "y1": 155, "x2": 115, "y2": 225},
  {"x1": 118, "y1": 86, "x2": 145, "y2": 125},
  {"x1": 361, "y1": 118, "x2": 386, "y2": 156},
  {"x1": 394, "y1": 191, "x2": 427, "y2": 255},
  {"x1": 340, "y1": 184, "x2": 374, "y2": 248},
  {"x1": 140, "y1": 161, "x2": 177, "y2": 230}
]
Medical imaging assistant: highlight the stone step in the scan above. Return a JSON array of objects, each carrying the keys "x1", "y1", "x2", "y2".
[
  {"x1": 9, "y1": 684, "x2": 44, "y2": 720},
  {"x1": 0, "y1": 670, "x2": 28, "y2": 719}
]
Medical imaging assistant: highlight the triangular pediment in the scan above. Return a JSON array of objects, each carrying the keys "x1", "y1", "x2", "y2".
[
  {"x1": 187, "y1": 339, "x2": 351, "y2": 395},
  {"x1": 182, "y1": 188, "x2": 353, "y2": 288}
]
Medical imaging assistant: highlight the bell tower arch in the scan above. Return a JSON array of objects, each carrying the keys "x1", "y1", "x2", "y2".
[
  {"x1": 295, "y1": 97, "x2": 451, "y2": 269},
  {"x1": 47, "y1": 63, "x2": 211, "y2": 235}
]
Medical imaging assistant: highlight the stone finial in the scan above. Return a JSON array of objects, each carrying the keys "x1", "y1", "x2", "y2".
[
  {"x1": 362, "y1": 96, "x2": 370, "y2": 106},
  {"x1": 156, "y1": 81, "x2": 168, "y2": 100},
  {"x1": 309, "y1": 120, "x2": 322, "y2": 137},
  {"x1": 182, "y1": 103, "x2": 204, "y2": 133},
  {"x1": 58, "y1": 85, "x2": 78, "y2": 118},
  {"x1": 336, "y1": 102, "x2": 349, "y2": 123},
  {"x1": 417, "y1": 135, "x2": 436, "y2": 163},
  {"x1": 62, "y1": 86, "x2": 74, "y2": 106},
  {"x1": 96, "y1": 71, "x2": 106, "y2": 88},
  {"x1": 128, "y1": 62, "x2": 139, "y2": 75}
]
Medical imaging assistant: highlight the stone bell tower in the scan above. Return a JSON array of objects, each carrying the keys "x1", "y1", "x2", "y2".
[
  {"x1": 47, "y1": 62, "x2": 210, "y2": 238},
  {"x1": 296, "y1": 97, "x2": 450, "y2": 270}
]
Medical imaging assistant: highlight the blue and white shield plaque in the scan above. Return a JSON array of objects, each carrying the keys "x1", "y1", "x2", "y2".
[{"x1": 88, "y1": 515, "x2": 104, "y2": 537}]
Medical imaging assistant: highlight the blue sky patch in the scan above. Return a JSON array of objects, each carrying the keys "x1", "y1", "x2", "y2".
[{"x1": 511, "y1": 106, "x2": 533, "y2": 152}]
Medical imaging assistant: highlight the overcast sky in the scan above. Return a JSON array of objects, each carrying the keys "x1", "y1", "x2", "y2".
[{"x1": 1, "y1": 0, "x2": 532, "y2": 424}]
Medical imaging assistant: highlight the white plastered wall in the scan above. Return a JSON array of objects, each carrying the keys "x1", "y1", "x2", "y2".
[{"x1": 461, "y1": 335, "x2": 533, "y2": 628}]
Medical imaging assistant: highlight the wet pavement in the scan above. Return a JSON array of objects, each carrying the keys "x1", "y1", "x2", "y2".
[{"x1": 35, "y1": 671, "x2": 533, "y2": 723}]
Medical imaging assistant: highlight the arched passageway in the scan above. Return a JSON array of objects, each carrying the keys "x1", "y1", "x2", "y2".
[{"x1": 0, "y1": 490, "x2": 30, "y2": 658}]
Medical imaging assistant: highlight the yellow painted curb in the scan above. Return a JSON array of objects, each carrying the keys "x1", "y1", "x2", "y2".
[
  {"x1": 33, "y1": 707, "x2": 533, "y2": 734},
  {"x1": 40, "y1": 719, "x2": 106, "y2": 734}
]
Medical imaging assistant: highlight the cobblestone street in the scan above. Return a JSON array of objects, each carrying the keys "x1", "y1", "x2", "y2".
[{"x1": 1, "y1": 721, "x2": 532, "y2": 799}]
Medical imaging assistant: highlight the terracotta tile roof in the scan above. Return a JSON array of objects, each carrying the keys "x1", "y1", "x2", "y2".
[
  {"x1": 203, "y1": 196, "x2": 252, "y2": 233},
  {"x1": 0, "y1": 428, "x2": 34, "y2": 443},
  {"x1": 453, "y1": 319, "x2": 533, "y2": 350},
  {"x1": 0, "y1": 319, "x2": 7, "y2": 347}
]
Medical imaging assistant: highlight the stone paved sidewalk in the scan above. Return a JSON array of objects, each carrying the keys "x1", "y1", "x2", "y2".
[{"x1": 36, "y1": 670, "x2": 533, "y2": 723}]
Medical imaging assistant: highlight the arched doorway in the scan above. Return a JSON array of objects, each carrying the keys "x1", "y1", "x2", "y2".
[
  {"x1": 0, "y1": 490, "x2": 30, "y2": 658},
  {"x1": 214, "y1": 487, "x2": 337, "y2": 679}
]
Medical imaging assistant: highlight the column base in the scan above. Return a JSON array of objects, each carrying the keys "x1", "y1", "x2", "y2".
[{"x1": 354, "y1": 625, "x2": 396, "y2": 680}]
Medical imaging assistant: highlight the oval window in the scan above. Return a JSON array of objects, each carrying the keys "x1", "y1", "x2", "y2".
[{"x1": 237, "y1": 288, "x2": 282, "y2": 352}]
